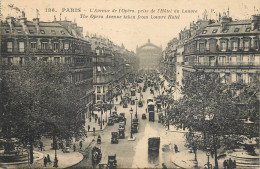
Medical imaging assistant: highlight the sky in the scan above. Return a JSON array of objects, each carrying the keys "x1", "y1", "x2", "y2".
[{"x1": 1, "y1": 0, "x2": 259, "y2": 52}]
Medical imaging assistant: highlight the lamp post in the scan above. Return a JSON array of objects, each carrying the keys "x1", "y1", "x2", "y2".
[
  {"x1": 135, "y1": 97, "x2": 138, "y2": 118},
  {"x1": 204, "y1": 113, "x2": 215, "y2": 169},
  {"x1": 130, "y1": 108, "x2": 133, "y2": 139},
  {"x1": 204, "y1": 147, "x2": 212, "y2": 169},
  {"x1": 104, "y1": 101, "x2": 107, "y2": 123},
  {"x1": 100, "y1": 107, "x2": 103, "y2": 130},
  {"x1": 110, "y1": 99, "x2": 112, "y2": 117}
]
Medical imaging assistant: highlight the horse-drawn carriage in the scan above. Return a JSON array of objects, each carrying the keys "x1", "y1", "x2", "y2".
[
  {"x1": 138, "y1": 100, "x2": 143, "y2": 107},
  {"x1": 111, "y1": 132, "x2": 119, "y2": 144},
  {"x1": 107, "y1": 154, "x2": 117, "y2": 169},
  {"x1": 118, "y1": 128, "x2": 125, "y2": 139},
  {"x1": 97, "y1": 135, "x2": 101, "y2": 144},
  {"x1": 92, "y1": 146, "x2": 102, "y2": 164},
  {"x1": 108, "y1": 117, "x2": 114, "y2": 126},
  {"x1": 130, "y1": 99, "x2": 135, "y2": 105}
]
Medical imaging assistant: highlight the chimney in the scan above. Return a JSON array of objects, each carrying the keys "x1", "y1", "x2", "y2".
[
  {"x1": 76, "y1": 26, "x2": 83, "y2": 37},
  {"x1": 220, "y1": 16, "x2": 232, "y2": 30},
  {"x1": 251, "y1": 14, "x2": 260, "y2": 31},
  {"x1": 33, "y1": 18, "x2": 40, "y2": 34},
  {"x1": 6, "y1": 16, "x2": 15, "y2": 33},
  {"x1": 18, "y1": 12, "x2": 28, "y2": 34}
]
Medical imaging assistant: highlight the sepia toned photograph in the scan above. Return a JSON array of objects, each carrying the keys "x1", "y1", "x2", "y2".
[{"x1": 0, "y1": 0, "x2": 259, "y2": 168}]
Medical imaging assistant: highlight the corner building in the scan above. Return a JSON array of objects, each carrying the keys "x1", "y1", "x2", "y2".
[{"x1": 1, "y1": 13, "x2": 94, "y2": 120}]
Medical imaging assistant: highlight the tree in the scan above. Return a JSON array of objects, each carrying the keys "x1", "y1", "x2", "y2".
[
  {"x1": 171, "y1": 71, "x2": 248, "y2": 168},
  {"x1": 0, "y1": 60, "x2": 85, "y2": 163}
]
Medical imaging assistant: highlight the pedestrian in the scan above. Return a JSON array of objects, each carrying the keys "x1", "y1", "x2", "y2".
[
  {"x1": 98, "y1": 117, "x2": 100, "y2": 125},
  {"x1": 174, "y1": 144, "x2": 178, "y2": 153},
  {"x1": 233, "y1": 160, "x2": 236, "y2": 168},
  {"x1": 73, "y1": 144, "x2": 76, "y2": 152},
  {"x1": 211, "y1": 149, "x2": 214, "y2": 158},
  {"x1": 115, "y1": 106, "x2": 117, "y2": 111},
  {"x1": 223, "y1": 160, "x2": 227, "y2": 169},
  {"x1": 93, "y1": 127, "x2": 96, "y2": 135},
  {"x1": 47, "y1": 154, "x2": 51, "y2": 163},
  {"x1": 103, "y1": 119, "x2": 105, "y2": 126},
  {"x1": 40, "y1": 141, "x2": 43, "y2": 151},
  {"x1": 43, "y1": 156, "x2": 47, "y2": 167},
  {"x1": 88, "y1": 125, "x2": 90, "y2": 132},
  {"x1": 95, "y1": 117, "x2": 97, "y2": 123},
  {"x1": 89, "y1": 116, "x2": 91, "y2": 122},
  {"x1": 79, "y1": 141, "x2": 82, "y2": 150},
  {"x1": 228, "y1": 158, "x2": 232, "y2": 167},
  {"x1": 162, "y1": 163, "x2": 167, "y2": 169}
]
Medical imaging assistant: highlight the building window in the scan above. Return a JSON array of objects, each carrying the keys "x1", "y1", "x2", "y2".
[
  {"x1": 42, "y1": 57, "x2": 48, "y2": 62},
  {"x1": 222, "y1": 29, "x2": 229, "y2": 33},
  {"x1": 40, "y1": 30, "x2": 45, "y2": 34},
  {"x1": 212, "y1": 29, "x2": 218, "y2": 33},
  {"x1": 5, "y1": 29, "x2": 10, "y2": 33},
  {"x1": 53, "y1": 42, "x2": 59, "y2": 50},
  {"x1": 236, "y1": 73, "x2": 242, "y2": 82},
  {"x1": 202, "y1": 30, "x2": 207, "y2": 34},
  {"x1": 243, "y1": 40, "x2": 250, "y2": 51},
  {"x1": 245, "y1": 28, "x2": 251, "y2": 32},
  {"x1": 103, "y1": 86, "x2": 106, "y2": 93},
  {"x1": 199, "y1": 43, "x2": 205, "y2": 52},
  {"x1": 234, "y1": 28, "x2": 240, "y2": 32},
  {"x1": 219, "y1": 56, "x2": 226, "y2": 65},
  {"x1": 19, "y1": 57, "x2": 23, "y2": 65},
  {"x1": 30, "y1": 42, "x2": 37, "y2": 49},
  {"x1": 254, "y1": 40, "x2": 259, "y2": 50},
  {"x1": 19, "y1": 42, "x2": 25, "y2": 52},
  {"x1": 17, "y1": 29, "x2": 22, "y2": 33},
  {"x1": 64, "y1": 42, "x2": 69, "y2": 50},
  {"x1": 8, "y1": 57, "x2": 13, "y2": 65},
  {"x1": 231, "y1": 41, "x2": 238, "y2": 51},
  {"x1": 54, "y1": 57, "x2": 60, "y2": 63},
  {"x1": 41, "y1": 42, "x2": 48, "y2": 49},
  {"x1": 29, "y1": 30, "x2": 34, "y2": 34},
  {"x1": 97, "y1": 86, "x2": 101, "y2": 93},
  {"x1": 225, "y1": 73, "x2": 231, "y2": 83},
  {"x1": 220, "y1": 40, "x2": 227, "y2": 51},
  {"x1": 51, "y1": 30, "x2": 56, "y2": 35},
  {"x1": 97, "y1": 95, "x2": 101, "y2": 100},
  {"x1": 7, "y1": 42, "x2": 13, "y2": 52},
  {"x1": 31, "y1": 57, "x2": 37, "y2": 62},
  {"x1": 65, "y1": 57, "x2": 71, "y2": 64}
]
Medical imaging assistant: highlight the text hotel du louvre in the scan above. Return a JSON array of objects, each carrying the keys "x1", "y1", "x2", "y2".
[{"x1": 0, "y1": 0, "x2": 259, "y2": 169}]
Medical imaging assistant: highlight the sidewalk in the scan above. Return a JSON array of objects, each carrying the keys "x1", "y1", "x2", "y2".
[{"x1": 84, "y1": 110, "x2": 108, "y2": 133}]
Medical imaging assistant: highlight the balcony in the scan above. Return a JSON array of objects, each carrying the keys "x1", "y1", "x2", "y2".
[
  {"x1": 184, "y1": 47, "x2": 259, "y2": 56},
  {"x1": 191, "y1": 61, "x2": 260, "y2": 68}
]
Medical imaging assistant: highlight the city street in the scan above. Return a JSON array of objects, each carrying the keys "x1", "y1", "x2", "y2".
[{"x1": 73, "y1": 81, "x2": 183, "y2": 168}]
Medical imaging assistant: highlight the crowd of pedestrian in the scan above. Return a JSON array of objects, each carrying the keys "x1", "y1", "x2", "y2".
[{"x1": 223, "y1": 158, "x2": 236, "y2": 169}]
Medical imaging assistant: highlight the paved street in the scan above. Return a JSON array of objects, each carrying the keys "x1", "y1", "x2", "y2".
[{"x1": 73, "y1": 81, "x2": 183, "y2": 168}]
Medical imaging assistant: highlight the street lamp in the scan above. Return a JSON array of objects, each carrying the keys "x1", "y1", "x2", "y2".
[
  {"x1": 135, "y1": 97, "x2": 138, "y2": 118},
  {"x1": 100, "y1": 107, "x2": 103, "y2": 130},
  {"x1": 204, "y1": 113, "x2": 215, "y2": 169},
  {"x1": 110, "y1": 99, "x2": 112, "y2": 117},
  {"x1": 130, "y1": 108, "x2": 133, "y2": 139}
]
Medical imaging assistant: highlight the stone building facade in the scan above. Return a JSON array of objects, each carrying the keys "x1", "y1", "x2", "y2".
[
  {"x1": 1, "y1": 13, "x2": 94, "y2": 119},
  {"x1": 137, "y1": 39, "x2": 162, "y2": 70}
]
